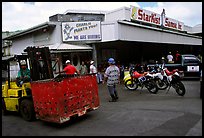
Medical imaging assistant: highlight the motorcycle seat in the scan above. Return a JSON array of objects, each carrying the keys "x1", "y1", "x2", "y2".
[
  {"x1": 133, "y1": 71, "x2": 143, "y2": 78},
  {"x1": 165, "y1": 69, "x2": 178, "y2": 76}
]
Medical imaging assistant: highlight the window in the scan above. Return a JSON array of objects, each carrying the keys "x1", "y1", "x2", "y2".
[{"x1": 184, "y1": 57, "x2": 200, "y2": 63}]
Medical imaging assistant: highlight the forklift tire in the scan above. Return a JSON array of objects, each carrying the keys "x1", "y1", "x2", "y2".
[
  {"x1": 2, "y1": 99, "x2": 8, "y2": 115},
  {"x1": 20, "y1": 99, "x2": 36, "y2": 121}
]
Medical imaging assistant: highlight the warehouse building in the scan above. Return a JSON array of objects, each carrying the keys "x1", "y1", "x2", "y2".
[{"x1": 2, "y1": 6, "x2": 202, "y2": 79}]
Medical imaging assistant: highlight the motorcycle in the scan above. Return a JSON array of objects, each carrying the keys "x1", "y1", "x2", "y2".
[
  {"x1": 147, "y1": 64, "x2": 169, "y2": 90},
  {"x1": 163, "y1": 67, "x2": 186, "y2": 96},
  {"x1": 123, "y1": 66, "x2": 158, "y2": 94}
]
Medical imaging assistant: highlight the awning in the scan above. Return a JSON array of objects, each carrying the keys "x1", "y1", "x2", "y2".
[{"x1": 44, "y1": 43, "x2": 93, "y2": 53}]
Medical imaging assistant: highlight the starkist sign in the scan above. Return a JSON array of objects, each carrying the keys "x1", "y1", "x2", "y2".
[{"x1": 130, "y1": 6, "x2": 184, "y2": 31}]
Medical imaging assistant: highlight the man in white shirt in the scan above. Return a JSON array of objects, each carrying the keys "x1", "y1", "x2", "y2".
[
  {"x1": 89, "y1": 60, "x2": 97, "y2": 74},
  {"x1": 167, "y1": 52, "x2": 173, "y2": 63}
]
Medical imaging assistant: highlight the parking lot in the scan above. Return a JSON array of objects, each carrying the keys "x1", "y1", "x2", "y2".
[{"x1": 2, "y1": 80, "x2": 202, "y2": 136}]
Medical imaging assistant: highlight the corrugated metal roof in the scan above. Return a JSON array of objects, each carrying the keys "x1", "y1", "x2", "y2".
[
  {"x1": 2, "y1": 22, "x2": 56, "y2": 40},
  {"x1": 38, "y1": 43, "x2": 93, "y2": 53}
]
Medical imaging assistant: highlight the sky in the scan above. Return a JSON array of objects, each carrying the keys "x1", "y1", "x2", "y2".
[{"x1": 2, "y1": 2, "x2": 202, "y2": 32}]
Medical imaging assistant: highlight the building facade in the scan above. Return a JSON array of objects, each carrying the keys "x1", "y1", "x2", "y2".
[{"x1": 2, "y1": 6, "x2": 202, "y2": 79}]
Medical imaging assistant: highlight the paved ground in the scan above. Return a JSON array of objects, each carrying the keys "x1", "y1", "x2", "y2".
[{"x1": 2, "y1": 80, "x2": 202, "y2": 136}]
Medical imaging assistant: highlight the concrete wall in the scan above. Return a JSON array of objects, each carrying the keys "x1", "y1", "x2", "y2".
[
  {"x1": 11, "y1": 34, "x2": 34, "y2": 55},
  {"x1": 101, "y1": 21, "x2": 118, "y2": 41},
  {"x1": 105, "y1": 7, "x2": 130, "y2": 22}
]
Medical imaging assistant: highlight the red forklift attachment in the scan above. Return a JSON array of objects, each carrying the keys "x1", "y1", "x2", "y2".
[{"x1": 31, "y1": 74, "x2": 99, "y2": 124}]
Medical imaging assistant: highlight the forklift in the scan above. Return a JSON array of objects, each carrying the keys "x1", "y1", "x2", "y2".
[
  {"x1": 2, "y1": 54, "x2": 35, "y2": 121},
  {"x1": 2, "y1": 46, "x2": 100, "y2": 123},
  {"x1": 2, "y1": 47, "x2": 55, "y2": 121}
]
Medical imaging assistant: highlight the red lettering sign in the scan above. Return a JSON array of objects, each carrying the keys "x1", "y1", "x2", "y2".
[
  {"x1": 165, "y1": 18, "x2": 177, "y2": 29},
  {"x1": 138, "y1": 9, "x2": 143, "y2": 20},
  {"x1": 137, "y1": 9, "x2": 160, "y2": 25}
]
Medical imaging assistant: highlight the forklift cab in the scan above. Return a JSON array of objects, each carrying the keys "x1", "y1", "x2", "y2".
[
  {"x1": 2, "y1": 55, "x2": 34, "y2": 120},
  {"x1": 2, "y1": 47, "x2": 54, "y2": 121},
  {"x1": 2, "y1": 54, "x2": 31, "y2": 90}
]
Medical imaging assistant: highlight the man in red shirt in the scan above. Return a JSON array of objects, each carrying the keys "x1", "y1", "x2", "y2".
[{"x1": 59, "y1": 60, "x2": 79, "y2": 75}]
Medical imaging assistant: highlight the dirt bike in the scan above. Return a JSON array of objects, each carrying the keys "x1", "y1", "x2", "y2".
[
  {"x1": 123, "y1": 66, "x2": 158, "y2": 94},
  {"x1": 147, "y1": 64, "x2": 169, "y2": 90},
  {"x1": 163, "y1": 67, "x2": 186, "y2": 96}
]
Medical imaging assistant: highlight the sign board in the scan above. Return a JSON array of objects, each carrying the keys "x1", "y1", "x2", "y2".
[
  {"x1": 163, "y1": 17, "x2": 184, "y2": 31},
  {"x1": 62, "y1": 21, "x2": 101, "y2": 41},
  {"x1": 130, "y1": 6, "x2": 161, "y2": 26},
  {"x1": 130, "y1": 5, "x2": 184, "y2": 31}
]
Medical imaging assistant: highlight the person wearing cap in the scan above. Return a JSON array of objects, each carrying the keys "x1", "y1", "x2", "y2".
[
  {"x1": 62, "y1": 60, "x2": 79, "y2": 75},
  {"x1": 89, "y1": 60, "x2": 97, "y2": 74},
  {"x1": 103, "y1": 58, "x2": 120, "y2": 102},
  {"x1": 16, "y1": 60, "x2": 31, "y2": 86}
]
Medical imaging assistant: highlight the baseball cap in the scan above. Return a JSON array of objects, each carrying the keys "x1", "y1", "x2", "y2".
[
  {"x1": 20, "y1": 60, "x2": 26, "y2": 65},
  {"x1": 90, "y1": 60, "x2": 94, "y2": 64},
  {"x1": 108, "y1": 58, "x2": 115, "y2": 64},
  {"x1": 66, "y1": 60, "x2": 70, "y2": 64}
]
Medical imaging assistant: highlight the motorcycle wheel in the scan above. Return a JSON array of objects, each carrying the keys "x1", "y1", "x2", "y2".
[
  {"x1": 174, "y1": 81, "x2": 186, "y2": 96},
  {"x1": 156, "y1": 79, "x2": 168, "y2": 90},
  {"x1": 124, "y1": 79, "x2": 138, "y2": 91},
  {"x1": 145, "y1": 80, "x2": 158, "y2": 94}
]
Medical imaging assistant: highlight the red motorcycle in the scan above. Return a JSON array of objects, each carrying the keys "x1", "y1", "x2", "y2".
[
  {"x1": 162, "y1": 67, "x2": 186, "y2": 96},
  {"x1": 124, "y1": 66, "x2": 158, "y2": 94}
]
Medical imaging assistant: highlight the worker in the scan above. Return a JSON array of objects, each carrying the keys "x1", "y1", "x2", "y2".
[
  {"x1": 79, "y1": 61, "x2": 88, "y2": 75},
  {"x1": 175, "y1": 51, "x2": 181, "y2": 63},
  {"x1": 90, "y1": 60, "x2": 100, "y2": 83},
  {"x1": 89, "y1": 60, "x2": 97, "y2": 74},
  {"x1": 167, "y1": 51, "x2": 173, "y2": 63},
  {"x1": 58, "y1": 60, "x2": 79, "y2": 75},
  {"x1": 103, "y1": 58, "x2": 120, "y2": 102},
  {"x1": 16, "y1": 60, "x2": 31, "y2": 86}
]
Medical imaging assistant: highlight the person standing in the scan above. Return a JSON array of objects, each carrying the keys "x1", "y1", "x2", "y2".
[
  {"x1": 175, "y1": 51, "x2": 181, "y2": 63},
  {"x1": 89, "y1": 60, "x2": 97, "y2": 74},
  {"x1": 167, "y1": 51, "x2": 173, "y2": 63},
  {"x1": 103, "y1": 58, "x2": 120, "y2": 102},
  {"x1": 89, "y1": 60, "x2": 99, "y2": 83},
  {"x1": 79, "y1": 61, "x2": 88, "y2": 75}
]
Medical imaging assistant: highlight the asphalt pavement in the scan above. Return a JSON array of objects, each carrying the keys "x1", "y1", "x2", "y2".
[{"x1": 2, "y1": 80, "x2": 202, "y2": 136}]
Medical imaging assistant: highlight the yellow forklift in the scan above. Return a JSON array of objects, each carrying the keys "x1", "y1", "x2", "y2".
[
  {"x1": 2, "y1": 47, "x2": 100, "y2": 124},
  {"x1": 2, "y1": 47, "x2": 54, "y2": 121},
  {"x1": 2, "y1": 55, "x2": 35, "y2": 121}
]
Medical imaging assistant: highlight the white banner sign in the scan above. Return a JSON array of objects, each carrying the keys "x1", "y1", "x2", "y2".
[
  {"x1": 130, "y1": 6, "x2": 161, "y2": 26},
  {"x1": 164, "y1": 17, "x2": 184, "y2": 31},
  {"x1": 62, "y1": 21, "x2": 101, "y2": 41},
  {"x1": 130, "y1": 5, "x2": 184, "y2": 31}
]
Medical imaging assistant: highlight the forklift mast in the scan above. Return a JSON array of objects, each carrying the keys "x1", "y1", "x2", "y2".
[{"x1": 24, "y1": 47, "x2": 54, "y2": 81}]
